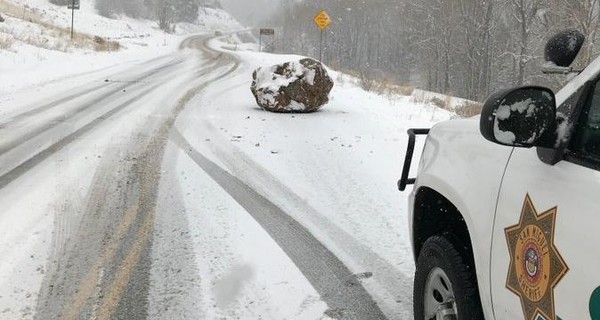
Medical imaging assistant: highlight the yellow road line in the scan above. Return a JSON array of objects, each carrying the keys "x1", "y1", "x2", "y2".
[
  {"x1": 62, "y1": 202, "x2": 140, "y2": 320},
  {"x1": 96, "y1": 211, "x2": 155, "y2": 320}
]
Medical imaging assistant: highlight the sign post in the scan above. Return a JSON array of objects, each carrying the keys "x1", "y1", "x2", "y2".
[
  {"x1": 68, "y1": 0, "x2": 80, "y2": 39},
  {"x1": 259, "y1": 28, "x2": 275, "y2": 52},
  {"x1": 313, "y1": 10, "x2": 332, "y2": 62}
]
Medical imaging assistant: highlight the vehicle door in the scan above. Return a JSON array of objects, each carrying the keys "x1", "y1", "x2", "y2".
[{"x1": 490, "y1": 78, "x2": 600, "y2": 320}]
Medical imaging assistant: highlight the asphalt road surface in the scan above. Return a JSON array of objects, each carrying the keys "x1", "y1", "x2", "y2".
[{"x1": 0, "y1": 35, "x2": 389, "y2": 320}]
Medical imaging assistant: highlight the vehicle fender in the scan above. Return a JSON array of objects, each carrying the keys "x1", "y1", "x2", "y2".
[{"x1": 409, "y1": 119, "x2": 513, "y2": 319}]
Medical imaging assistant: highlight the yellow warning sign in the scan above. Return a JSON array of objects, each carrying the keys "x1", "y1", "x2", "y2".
[{"x1": 314, "y1": 10, "x2": 332, "y2": 30}]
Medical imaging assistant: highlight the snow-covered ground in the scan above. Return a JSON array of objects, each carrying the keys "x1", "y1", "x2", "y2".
[
  {"x1": 171, "y1": 37, "x2": 454, "y2": 319},
  {"x1": 0, "y1": 0, "x2": 241, "y2": 95},
  {"x1": 0, "y1": 2, "x2": 457, "y2": 319}
]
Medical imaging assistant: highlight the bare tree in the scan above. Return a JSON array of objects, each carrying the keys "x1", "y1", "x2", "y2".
[{"x1": 262, "y1": 0, "x2": 600, "y2": 100}]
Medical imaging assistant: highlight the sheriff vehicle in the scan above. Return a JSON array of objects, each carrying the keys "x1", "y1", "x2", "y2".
[{"x1": 400, "y1": 30, "x2": 600, "y2": 320}]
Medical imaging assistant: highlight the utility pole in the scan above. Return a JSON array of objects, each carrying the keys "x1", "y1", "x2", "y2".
[
  {"x1": 319, "y1": 30, "x2": 323, "y2": 62},
  {"x1": 70, "y1": 0, "x2": 75, "y2": 39}
]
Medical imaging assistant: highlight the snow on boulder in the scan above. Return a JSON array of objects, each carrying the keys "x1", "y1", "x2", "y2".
[{"x1": 251, "y1": 58, "x2": 334, "y2": 113}]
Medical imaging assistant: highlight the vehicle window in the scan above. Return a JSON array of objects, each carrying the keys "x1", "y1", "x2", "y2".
[{"x1": 571, "y1": 79, "x2": 600, "y2": 161}]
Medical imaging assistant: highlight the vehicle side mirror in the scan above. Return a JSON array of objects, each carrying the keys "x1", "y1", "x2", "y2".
[
  {"x1": 480, "y1": 87, "x2": 557, "y2": 148},
  {"x1": 545, "y1": 29, "x2": 585, "y2": 67}
]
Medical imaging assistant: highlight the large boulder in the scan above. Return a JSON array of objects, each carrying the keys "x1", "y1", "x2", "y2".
[{"x1": 251, "y1": 58, "x2": 334, "y2": 113}]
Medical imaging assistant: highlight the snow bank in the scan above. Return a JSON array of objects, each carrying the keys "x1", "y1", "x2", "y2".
[
  {"x1": 196, "y1": 7, "x2": 243, "y2": 32},
  {"x1": 0, "y1": 0, "x2": 242, "y2": 95},
  {"x1": 411, "y1": 88, "x2": 481, "y2": 113}
]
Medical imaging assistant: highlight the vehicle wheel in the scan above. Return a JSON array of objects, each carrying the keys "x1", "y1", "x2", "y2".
[{"x1": 413, "y1": 235, "x2": 484, "y2": 320}]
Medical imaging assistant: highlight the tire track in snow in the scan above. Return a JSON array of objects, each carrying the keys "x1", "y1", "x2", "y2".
[
  {"x1": 33, "y1": 35, "x2": 241, "y2": 320},
  {"x1": 0, "y1": 83, "x2": 162, "y2": 191},
  {"x1": 107, "y1": 47, "x2": 240, "y2": 320},
  {"x1": 0, "y1": 56, "x2": 181, "y2": 129},
  {"x1": 170, "y1": 129, "x2": 389, "y2": 320},
  {"x1": 0, "y1": 59, "x2": 186, "y2": 156},
  {"x1": 197, "y1": 119, "x2": 414, "y2": 319},
  {"x1": 0, "y1": 57, "x2": 218, "y2": 188}
]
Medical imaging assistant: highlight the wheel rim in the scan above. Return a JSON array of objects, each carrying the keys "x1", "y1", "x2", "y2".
[{"x1": 423, "y1": 267, "x2": 458, "y2": 320}]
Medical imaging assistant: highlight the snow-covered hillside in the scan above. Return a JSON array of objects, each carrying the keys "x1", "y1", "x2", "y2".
[{"x1": 0, "y1": 0, "x2": 242, "y2": 95}]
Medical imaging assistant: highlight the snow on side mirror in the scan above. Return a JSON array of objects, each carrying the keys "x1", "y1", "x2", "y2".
[
  {"x1": 544, "y1": 29, "x2": 585, "y2": 68},
  {"x1": 480, "y1": 87, "x2": 557, "y2": 148}
]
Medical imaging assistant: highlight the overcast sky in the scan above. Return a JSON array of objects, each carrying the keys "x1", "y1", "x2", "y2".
[{"x1": 219, "y1": 0, "x2": 280, "y2": 26}]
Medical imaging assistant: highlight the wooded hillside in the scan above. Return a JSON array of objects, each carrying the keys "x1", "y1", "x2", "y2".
[{"x1": 266, "y1": 0, "x2": 599, "y2": 101}]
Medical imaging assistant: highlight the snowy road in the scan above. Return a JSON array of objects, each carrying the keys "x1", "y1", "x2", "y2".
[
  {"x1": 0, "y1": 33, "x2": 444, "y2": 320},
  {"x1": 0, "y1": 35, "x2": 241, "y2": 319},
  {"x1": 170, "y1": 130, "x2": 387, "y2": 320}
]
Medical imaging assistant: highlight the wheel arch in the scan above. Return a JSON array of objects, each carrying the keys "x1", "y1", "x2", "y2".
[{"x1": 412, "y1": 186, "x2": 477, "y2": 280}]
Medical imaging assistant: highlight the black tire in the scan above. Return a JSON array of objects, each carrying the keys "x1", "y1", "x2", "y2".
[{"x1": 413, "y1": 235, "x2": 484, "y2": 320}]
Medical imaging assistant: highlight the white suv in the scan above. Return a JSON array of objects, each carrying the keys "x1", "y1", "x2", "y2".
[{"x1": 401, "y1": 29, "x2": 600, "y2": 320}]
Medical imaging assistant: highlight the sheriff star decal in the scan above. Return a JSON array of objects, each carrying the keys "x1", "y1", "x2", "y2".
[{"x1": 505, "y1": 194, "x2": 568, "y2": 320}]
